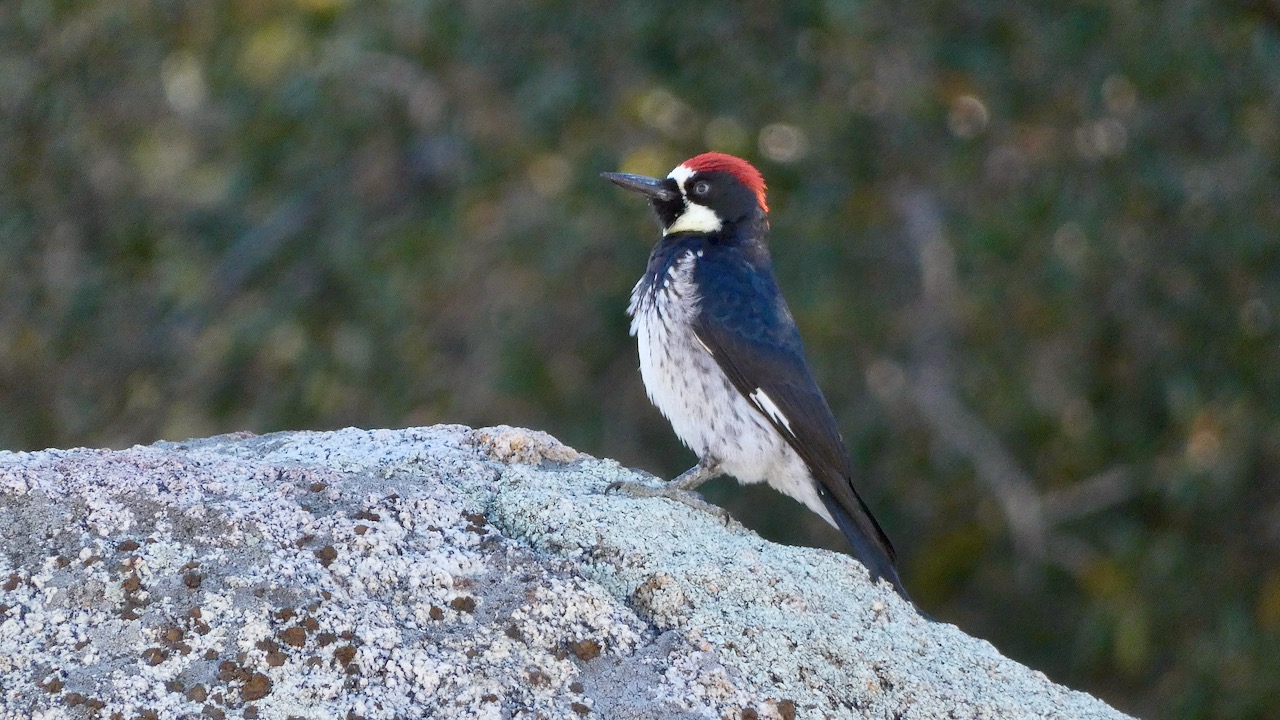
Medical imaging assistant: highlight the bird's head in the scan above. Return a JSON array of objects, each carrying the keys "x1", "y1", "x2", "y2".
[{"x1": 603, "y1": 152, "x2": 768, "y2": 236}]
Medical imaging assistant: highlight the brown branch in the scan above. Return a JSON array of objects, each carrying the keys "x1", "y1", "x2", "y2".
[
  {"x1": 1042, "y1": 466, "x2": 1137, "y2": 522},
  {"x1": 892, "y1": 183, "x2": 1047, "y2": 561}
]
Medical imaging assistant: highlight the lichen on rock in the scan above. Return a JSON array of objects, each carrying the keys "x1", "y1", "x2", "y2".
[{"x1": 0, "y1": 426, "x2": 1132, "y2": 719}]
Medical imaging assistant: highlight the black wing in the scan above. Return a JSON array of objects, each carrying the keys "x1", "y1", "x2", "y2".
[{"x1": 692, "y1": 251, "x2": 908, "y2": 598}]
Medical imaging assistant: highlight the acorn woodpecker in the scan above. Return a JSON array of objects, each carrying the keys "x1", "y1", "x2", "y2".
[{"x1": 603, "y1": 152, "x2": 908, "y2": 599}]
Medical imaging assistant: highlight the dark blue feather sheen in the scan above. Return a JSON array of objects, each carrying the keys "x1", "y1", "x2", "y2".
[{"x1": 679, "y1": 232, "x2": 909, "y2": 600}]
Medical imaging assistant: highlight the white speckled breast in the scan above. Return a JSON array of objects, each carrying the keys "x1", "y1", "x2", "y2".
[{"x1": 627, "y1": 250, "x2": 832, "y2": 524}]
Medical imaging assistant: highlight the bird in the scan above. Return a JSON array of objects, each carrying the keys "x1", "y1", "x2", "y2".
[{"x1": 602, "y1": 152, "x2": 909, "y2": 600}]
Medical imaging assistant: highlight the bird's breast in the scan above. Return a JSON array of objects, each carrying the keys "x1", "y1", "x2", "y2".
[
  {"x1": 628, "y1": 251, "x2": 728, "y2": 457},
  {"x1": 627, "y1": 251, "x2": 825, "y2": 522}
]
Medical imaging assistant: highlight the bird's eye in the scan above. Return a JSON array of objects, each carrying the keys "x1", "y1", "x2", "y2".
[{"x1": 692, "y1": 180, "x2": 711, "y2": 196}]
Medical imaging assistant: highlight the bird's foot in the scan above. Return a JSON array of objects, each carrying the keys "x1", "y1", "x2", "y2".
[
  {"x1": 605, "y1": 478, "x2": 731, "y2": 525},
  {"x1": 668, "y1": 456, "x2": 722, "y2": 492}
]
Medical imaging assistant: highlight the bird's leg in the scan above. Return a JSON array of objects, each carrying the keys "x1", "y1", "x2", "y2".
[
  {"x1": 667, "y1": 456, "x2": 722, "y2": 491},
  {"x1": 606, "y1": 456, "x2": 730, "y2": 523}
]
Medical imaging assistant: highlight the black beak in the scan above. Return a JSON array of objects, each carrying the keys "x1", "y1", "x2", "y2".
[{"x1": 601, "y1": 172, "x2": 679, "y2": 202}]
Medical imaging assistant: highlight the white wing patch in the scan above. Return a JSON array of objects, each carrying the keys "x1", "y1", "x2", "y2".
[{"x1": 749, "y1": 388, "x2": 794, "y2": 436}]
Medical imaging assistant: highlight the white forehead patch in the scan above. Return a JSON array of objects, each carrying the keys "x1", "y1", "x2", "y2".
[
  {"x1": 668, "y1": 164, "x2": 696, "y2": 188},
  {"x1": 663, "y1": 164, "x2": 721, "y2": 235}
]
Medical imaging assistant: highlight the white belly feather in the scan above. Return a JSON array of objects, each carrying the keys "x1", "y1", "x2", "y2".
[{"x1": 628, "y1": 250, "x2": 834, "y2": 525}]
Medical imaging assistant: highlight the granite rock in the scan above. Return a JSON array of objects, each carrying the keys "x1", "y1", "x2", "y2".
[{"x1": 0, "y1": 425, "x2": 1132, "y2": 720}]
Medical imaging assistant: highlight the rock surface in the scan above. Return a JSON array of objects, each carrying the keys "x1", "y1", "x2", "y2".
[{"x1": 0, "y1": 425, "x2": 1132, "y2": 720}]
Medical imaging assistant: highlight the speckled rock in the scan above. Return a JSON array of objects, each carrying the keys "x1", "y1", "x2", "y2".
[{"x1": 0, "y1": 425, "x2": 1132, "y2": 720}]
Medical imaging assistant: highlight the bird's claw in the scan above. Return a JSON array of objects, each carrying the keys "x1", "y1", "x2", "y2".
[{"x1": 605, "y1": 479, "x2": 731, "y2": 525}]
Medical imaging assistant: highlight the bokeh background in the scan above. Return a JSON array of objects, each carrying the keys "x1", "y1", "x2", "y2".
[{"x1": 3, "y1": 1, "x2": 1279, "y2": 717}]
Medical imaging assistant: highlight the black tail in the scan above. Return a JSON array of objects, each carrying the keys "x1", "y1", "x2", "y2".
[{"x1": 819, "y1": 489, "x2": 911, "y2": 603}]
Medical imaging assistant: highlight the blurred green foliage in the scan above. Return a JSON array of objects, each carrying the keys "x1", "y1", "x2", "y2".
[{"x1": 2, "y1": 0, "x2": 1279, "y2": 717}]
